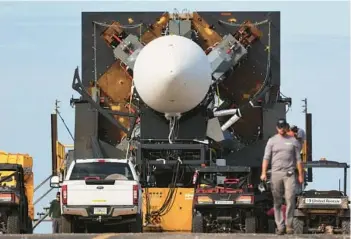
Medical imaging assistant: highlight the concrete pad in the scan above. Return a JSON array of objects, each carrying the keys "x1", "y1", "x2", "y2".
[{"x1": 3, "y1": 233, "x2": 350, "y2": 239}]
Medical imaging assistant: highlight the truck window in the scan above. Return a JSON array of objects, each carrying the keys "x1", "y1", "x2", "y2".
[
  {"x1": 0, "y1": 172, "x2": 15, "y2": 184},
  {"x1": 69, "y1": 162, "x2": 134, "y2": 180}
]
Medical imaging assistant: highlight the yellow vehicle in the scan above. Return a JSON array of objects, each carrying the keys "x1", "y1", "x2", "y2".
[{"x1": 0, "y1": 151, "x2": 34, "y2": 234}]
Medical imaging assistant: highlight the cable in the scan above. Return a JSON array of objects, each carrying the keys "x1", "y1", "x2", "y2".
[
  {"x1": 56, "y1": 109, "x2": 74, "y2": 141},
  {"x1": 168, "y1": 117, "x2": 176, "y2": 144}
]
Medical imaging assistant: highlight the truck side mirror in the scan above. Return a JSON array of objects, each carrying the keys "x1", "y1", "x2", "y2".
[{"x1": 50, "y1": 176, "x2": 60, "y2": 188}]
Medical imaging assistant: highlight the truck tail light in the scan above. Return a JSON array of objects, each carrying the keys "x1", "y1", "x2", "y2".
[
  {"x1": 0, "y1": 193, "x2": 15, "y2": 202},
  {"x1": 133, "y1": 185, "x2": 138, "y2": 205},
  {"x1": 62, "y1": 185, "x2": 68, "y2": 205}
]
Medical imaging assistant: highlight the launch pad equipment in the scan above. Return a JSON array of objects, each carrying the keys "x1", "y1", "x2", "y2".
[{"x1": 63, "y1": 11, "x2": 292, "y2": 232}]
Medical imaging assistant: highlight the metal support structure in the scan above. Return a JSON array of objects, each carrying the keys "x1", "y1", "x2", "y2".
[
  {"x1": 71, "y1": 67, "x2": 138, "y2": 137},
  {"x1": 51, "y1": 108, "x2": 58, "y2": 176},
  {"x1": 344, "y1": 167, "x2": 347, "y2": 195},
  {"x1": 136, "y1": 142, "x2": 207, "y2": 165},
  {"x1": 91, "y1": 136, "x2": 103, "y2": 158},
  {"x1": 303, "y1": 98, "x2": 313, "y2": 182},
  {"x1": 33, "y1": 211, "x2": 50, "y2": 231}
]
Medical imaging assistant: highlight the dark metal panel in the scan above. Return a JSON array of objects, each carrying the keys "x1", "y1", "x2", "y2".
[
  {"x1": 73, "y1": 102, "x2": 97, "y2": 159},
  {"x1": 50, "y1": 113, "x2": 57, "y2": 175},
  {"x1": 139, "y1": 105, "x2": 207, "y2": 140},
  {"x1": 200, "y1": 11, "x2": 281, "y2": 141},
  {"x1": 98, "y1": 140, "x2": 126, "y2": 159},
  {"x1": 306, "y1": 113, "x2": 313, "y2": 182},
  {"x1": 81, "y1": 12, "x2": 164, "y2": 87},
  {"x1": 262, "y1": 102, "x2": 286, "y2": 139},
  {"x1": 225, "y1": 140, "x2": 267, "y2": 168}
]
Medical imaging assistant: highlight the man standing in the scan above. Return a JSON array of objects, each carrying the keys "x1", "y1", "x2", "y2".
[
  {"x1": 290, "y1": 125, "x2": 306, "y2": 151},
  {"x1": 260, "y1": 119, "x2": 304, "y2": 235},
  {"x1": 49, "y1": 192, "x2": 61, "y2": 233}
]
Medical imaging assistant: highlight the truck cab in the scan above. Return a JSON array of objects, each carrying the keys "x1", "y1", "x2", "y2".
[{"x1": 50, "y1": 158, "x2": 142, "y2": 233}]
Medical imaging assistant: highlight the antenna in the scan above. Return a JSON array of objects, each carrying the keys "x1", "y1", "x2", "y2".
[{"x1": 302, "y1": 98, "x2": 307, "y2": 114}]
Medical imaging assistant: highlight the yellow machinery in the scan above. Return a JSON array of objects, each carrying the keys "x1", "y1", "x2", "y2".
[
  {"x1": 0, "y1": 151, "x2": 34, "y2": 233},
  {"x1": 142, "y1": 188, "x2": 194, "y2": 232}
]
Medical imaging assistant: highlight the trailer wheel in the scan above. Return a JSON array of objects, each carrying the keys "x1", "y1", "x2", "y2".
[
  {"x1": 192, "y1": 213, "x2": 203, "y2": 233},
  {"x1": 292, "y1": 217, "x2": 304, "y2": 234},
  {"x1": 130, "y1": 214, "x2": 143, "y2": 233},
  {"x1": 341, "y1": 219, "x2": 350, "y2": 234},
  {"x1": 60, "y1": 215, "x2": 72, "y2": 233},
  {"x1": 6, "y1": 210, "x2": 20, "y2": 234},
  {"x1": 245, "y1": 216, "x2": 256, "y2": 233}
]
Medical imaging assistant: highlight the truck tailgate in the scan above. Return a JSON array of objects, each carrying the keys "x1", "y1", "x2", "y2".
[{"x1": 65, "y1": 180, "x2": 136, "y2": 206}]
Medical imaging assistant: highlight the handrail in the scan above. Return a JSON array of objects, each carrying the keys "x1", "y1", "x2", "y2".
[
  {"x1": 34, "y1": 175, "x2": 51, "y2": 192},
  {"x1": 34, "y1": 187, "x2": 54, "y2": 205}
]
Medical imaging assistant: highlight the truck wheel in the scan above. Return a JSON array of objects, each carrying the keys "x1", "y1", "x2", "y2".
[
  {"x1": 6, "y1": 210, "x2": 20, "y2": 234},
  {"x1": 292, "y1": 217, "x2": 304, "y2": 234},
  {"x1": 192, "y1": 213, "x2": 203, "y2": 233},
  {"x1": 60, "y1": 215, "x2": 72, "y2": 233},
  {"x1": 130, "y1": 214, "x2": 143, "y2": 233},
  {"x1": 341, "y1": 219, "x2": 350, "y2": 234},
  {"x1": 245, "y1": 216, "x2": 256, "y2": 233}
]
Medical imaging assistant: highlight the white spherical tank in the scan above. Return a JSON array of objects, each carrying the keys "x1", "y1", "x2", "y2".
[{"x1": 133, "y1": 35, "x2": 212, "y2": 115}]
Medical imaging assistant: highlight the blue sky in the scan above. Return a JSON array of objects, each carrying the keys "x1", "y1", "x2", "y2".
[{"x1": 0, "y1": 0, "x2": 349, "y2": 234}]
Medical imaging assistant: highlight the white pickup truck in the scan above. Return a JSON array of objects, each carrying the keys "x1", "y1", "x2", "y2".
[{"x1": 50, "y1": 158, "x2": 142, "y2": 233}]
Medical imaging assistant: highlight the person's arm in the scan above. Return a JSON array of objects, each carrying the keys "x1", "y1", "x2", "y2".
[
  {"x1": 294, "y1": 140, "x2": 304, "y2": 178},
  {"x1": 262, "y1": 138, "x2": 273, "y2": 175}
]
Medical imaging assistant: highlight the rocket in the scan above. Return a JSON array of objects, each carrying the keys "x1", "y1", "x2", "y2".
[{"x1": 133, "y1": 35, "x2": 213, "y2": 117}]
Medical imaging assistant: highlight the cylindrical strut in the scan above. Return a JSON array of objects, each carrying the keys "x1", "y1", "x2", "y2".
[{"x1": 51, "y1": 113, "x2": 58, "y2": 175}]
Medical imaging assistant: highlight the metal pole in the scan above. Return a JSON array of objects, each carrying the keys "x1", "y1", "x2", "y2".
[
  {"x1": 344, "y1": 167, "x2": 347, "y2": 195},
  {"x1": 51, "y1": 103, "x2": 58, "y2": 175},
  {"x1": 34, "y1": 175, "x2": 51, "y2": 192},
  {"x1": 33, "y1": 211, "x2": 50, "y2": 231},
  {"x1": 34, "y1": 187, "x2": 54, "y2": 205}
]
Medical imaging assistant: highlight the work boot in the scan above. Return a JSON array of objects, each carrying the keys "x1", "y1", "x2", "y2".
[
  {"x1": 276, "y1": 228, "x2": 285, "y2": 235},
  {"x1": 286, "y1": 227, "x2": 294, "y2": 234}
]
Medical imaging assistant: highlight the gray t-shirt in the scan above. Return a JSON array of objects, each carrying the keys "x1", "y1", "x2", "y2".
[
  {"x1": 263, "y1": 134, "x2": 302, "y2": 173},
  {"x1": 293, "y1": 128, "x2": 306, "y2": 152},
  {"x1": 296, "y1": 128, "x2": 306, "y2": 140}
]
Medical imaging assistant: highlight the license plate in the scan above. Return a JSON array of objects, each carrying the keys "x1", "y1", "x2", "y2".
[
  {"x1": 305, "y1": 198, "x2": 342, "y2": 205},
  {"x1": 215, "y1": 200, "x2": 234, "y2": 205},
  {"x1": 93, "y1": 207, "x2": 107, "y2": 215}
]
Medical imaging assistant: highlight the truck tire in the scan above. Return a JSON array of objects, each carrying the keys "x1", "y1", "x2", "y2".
[
  {"x1": 341, "y1": 219, "x2": 350, "y2": 234},
  {"x1": 60, "y1": 215, "x2": 72, "y2": 233},
  {"x1": 192, "y1": 213, "x2": 203, "y2": 233},
  {"x1": 6, "y1": 210, "x2": 20, "y2": 234},
  {"x1": 245, "y1": 216, "x2": 256, "y2": 233},
  {"x1": 130, "y1": 214, "x2": 143, "y2": 233},
  {"x1": 292, "y1": 217, "x2": 304, "y2": 234}
]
